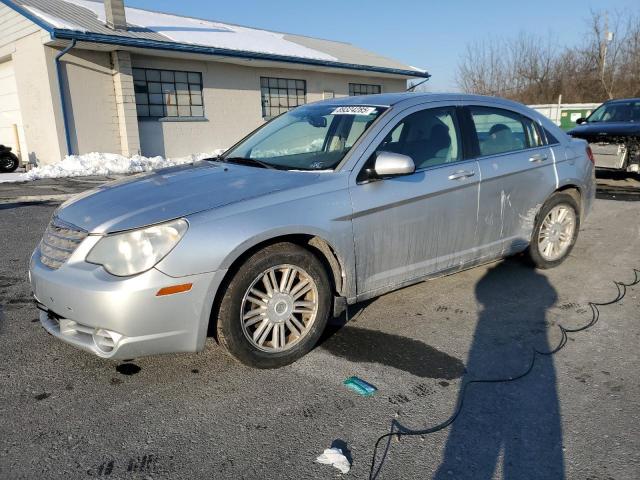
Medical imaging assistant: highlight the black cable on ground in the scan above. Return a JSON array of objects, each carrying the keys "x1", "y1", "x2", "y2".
[{"x1": 368, "y1": 268, "x2": 640, "y2": 480}]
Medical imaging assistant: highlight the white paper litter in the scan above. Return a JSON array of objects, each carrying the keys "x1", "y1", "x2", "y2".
[
  {"x1": 19, "y1": 150, "x2": 225, "y2": 181},
  {"x1": 52, "y1": 0, "x2": 336, "y2": 61},
  {"x1": 315, "y1": 447, "x2": 350, "y2": 474}
]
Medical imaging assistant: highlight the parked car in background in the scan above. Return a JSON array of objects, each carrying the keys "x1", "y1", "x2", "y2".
[
  {"x1": 29, "y1": 93, "x2": 595, "y2": 368},
  {"x1": 0, "y1": 145, "x2": 19, "y2": 173},
  {"x1": 568, "y1": 98, "x2": 640, "y2": 174}
]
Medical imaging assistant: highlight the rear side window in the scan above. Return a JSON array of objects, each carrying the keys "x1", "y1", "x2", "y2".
[
  {"x1": 375, "y1": 107, "x2": 462, "y2": 170},
  {"x1": 470, "y1": 107, "x2": 532, "y2": 156}
]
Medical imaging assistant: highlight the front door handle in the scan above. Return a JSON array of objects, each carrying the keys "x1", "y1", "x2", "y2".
[
  {"x1": 529, "y1": 153, "x2": 548, "y2": 163},
  {"x1": 448, "y1": 170, "x2": 476, "y2": 181}
]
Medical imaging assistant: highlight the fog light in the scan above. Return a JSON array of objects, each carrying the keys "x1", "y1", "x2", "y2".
[{"x1": 93, "y1": 328, "x2": 121, "y2": 354}]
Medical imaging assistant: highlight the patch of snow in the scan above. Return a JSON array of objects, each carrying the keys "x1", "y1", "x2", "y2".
[
  {"x1": 60, "y1": 0, "x2": 337, "y2": 61},
  {"x1": 0, "y1": 172, "x2": 25, "y2": 184},
  {"x1": 19, "y1": 150, "x2": 225, "y2": 181},
  {"x1": 23, "y1": 5, "x2": 87, "y2": 32}
]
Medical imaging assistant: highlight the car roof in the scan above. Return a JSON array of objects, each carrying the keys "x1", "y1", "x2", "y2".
[
  {"x1": 603, "y1": 98, "x2": 640, "y2": 104},
  {"x1": 312, "y1": 92, "x2": 533, "y2": 110}
]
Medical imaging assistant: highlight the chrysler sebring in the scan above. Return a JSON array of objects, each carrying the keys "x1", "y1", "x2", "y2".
[{"x1": 29, "y1": 93, "x2": 595, "y2": 368}]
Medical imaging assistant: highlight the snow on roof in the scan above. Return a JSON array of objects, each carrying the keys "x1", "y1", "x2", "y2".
[
  {"x1": 23, "y1": 4, "x2": 86, "y2": 32},
  {"x1": 59, "y1": 0, "x2": 336, "y2": 61},
  {"x1": 9, "y1": 0, "x2": 428, "y2": 77}
]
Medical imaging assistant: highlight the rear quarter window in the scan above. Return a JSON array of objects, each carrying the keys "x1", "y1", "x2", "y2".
[{"x1": 543, "y1": 127, "x2": 560, "y2": 145}]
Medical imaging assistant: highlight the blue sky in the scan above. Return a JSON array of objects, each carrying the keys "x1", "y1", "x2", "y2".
[{"x1": 127, "y1": 0, "x2": 638, "y2": 91}]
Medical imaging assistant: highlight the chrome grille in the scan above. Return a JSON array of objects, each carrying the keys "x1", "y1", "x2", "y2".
[{"x1": 39, "y1": 217, "x2": 87, "y2": 269}]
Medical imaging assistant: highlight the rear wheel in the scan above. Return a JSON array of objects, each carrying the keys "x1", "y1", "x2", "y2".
[
  {"x1": 0, "y1": 152, "x2": 19, "y2": 173},
  {"x1": 216, "y1": 242, "x2": 331, "y2": 368},
  {"x1": 526, "y1": 192, "x2": 580, "y2": 269}
]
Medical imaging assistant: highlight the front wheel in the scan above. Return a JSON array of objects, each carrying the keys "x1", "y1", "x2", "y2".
[
  {"x1": 215, "y1": 242, "x2": 331, "y2": 368},
  {"x1": 525, "y1": 192, "x2": 580, "y2": 269},
  {"x1": 0, "y1": 152, "x2": 19, "y2": 173}
]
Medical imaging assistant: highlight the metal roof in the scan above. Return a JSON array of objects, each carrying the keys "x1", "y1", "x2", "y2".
[{"x1": 2, "y1": 0, "x2": 430, "y2": 78}]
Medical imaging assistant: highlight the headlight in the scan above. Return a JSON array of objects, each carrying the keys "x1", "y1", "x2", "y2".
[{"x1": 86, "y1": 219, "x2": 188, "y2": 276}]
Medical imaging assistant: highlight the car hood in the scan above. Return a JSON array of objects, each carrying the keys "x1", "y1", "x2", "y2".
[
  {"x1": 568, "y1": 121, "x2": 640, "y2": 138},
  {"x1": 55, "y1": 161, "x2": 328, "y2": 233}
]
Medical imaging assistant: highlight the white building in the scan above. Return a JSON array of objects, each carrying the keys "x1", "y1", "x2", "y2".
[{"x1": 0, "y1": 0, "x2": 428, "y2": 166}]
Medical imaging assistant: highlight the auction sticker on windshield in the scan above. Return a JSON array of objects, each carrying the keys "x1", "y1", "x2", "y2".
[{"x1": 331, "y1": 106, "x2": 377, "y2": 115}]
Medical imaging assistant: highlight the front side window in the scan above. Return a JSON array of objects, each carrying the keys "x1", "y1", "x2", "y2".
[
  {"x1": 470, "y1": 107, "x2": 531, "y2": 156},
  {"x1": 223, "y1": 104, "x2": 386, "y2": 170},
  {"x1": 375, "y1": 107, "x2": 462, "y2": 170},
  {"x1": 261, "y1": 77, "x2": 306, "y2": 118},
  {"x1": 133, "y1": 68, "x2": 204, "y2": 118},
  {"x1": 349, "y1": 83, "x2": 382, "y2": 96}
]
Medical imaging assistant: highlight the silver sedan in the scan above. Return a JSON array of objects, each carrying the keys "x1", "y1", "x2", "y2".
[{"x1": 29, "y1": 93, "x2": 595, "y2": 368}]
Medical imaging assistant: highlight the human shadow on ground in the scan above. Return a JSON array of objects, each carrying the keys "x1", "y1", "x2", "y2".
[{"x1": 432, "y1": 259, "x2": 564, "y2": 479}]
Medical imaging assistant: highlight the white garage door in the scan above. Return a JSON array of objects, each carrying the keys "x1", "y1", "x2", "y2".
[{"x1": 0, "y1": 59, "x2": 25, "y2": 160}]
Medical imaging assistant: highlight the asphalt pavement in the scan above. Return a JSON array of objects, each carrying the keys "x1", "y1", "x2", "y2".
[{"x1": 0, "y1": 172, "x2": 639, "y2": 479}]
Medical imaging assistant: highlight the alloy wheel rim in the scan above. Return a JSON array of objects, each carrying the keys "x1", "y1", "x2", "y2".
[
  {"x1": 2, "y1": 157, "x2": 16, "y2": 170},
  {"x1": 538, "y1": 205, "x2": 576, "y2": 261},
  {"x1": 240, "y1": 264, "x2": 319, "y2": 353}
]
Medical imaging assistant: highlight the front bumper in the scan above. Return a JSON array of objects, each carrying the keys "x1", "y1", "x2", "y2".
[{"x1": 29, "y1": 247, "x2": 226, "y2": 359}]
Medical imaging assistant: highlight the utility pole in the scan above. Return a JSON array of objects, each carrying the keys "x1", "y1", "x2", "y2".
[{"x1": 600, "y1": 12, "x2": 614, "y2": 98}]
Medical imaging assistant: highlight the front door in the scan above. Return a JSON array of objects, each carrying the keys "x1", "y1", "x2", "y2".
[{"x1": 349, "y1": 104, "x2": 480, "y2": 297}]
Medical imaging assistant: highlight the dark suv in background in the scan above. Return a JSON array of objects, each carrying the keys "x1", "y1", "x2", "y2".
[{"x1": 568, "y1": 98, "x2": 640, "y2": 174}]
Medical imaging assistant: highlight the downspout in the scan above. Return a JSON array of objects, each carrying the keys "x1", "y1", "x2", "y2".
[{"x1": 55, "y1": 39, "x2": 77, "y2": 156}]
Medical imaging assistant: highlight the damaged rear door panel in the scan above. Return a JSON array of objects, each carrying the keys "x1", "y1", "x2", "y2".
[{"x1": 464, "y1": 104, "x2": 557, "y2": 257}]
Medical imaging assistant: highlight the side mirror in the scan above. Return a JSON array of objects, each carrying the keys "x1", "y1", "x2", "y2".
[
  {"x1": 373, "y1": 151, "x2": 415, "y2": 178},
  {"x1": 576, "y1": 117, "x2": 587, "y2": 125}
]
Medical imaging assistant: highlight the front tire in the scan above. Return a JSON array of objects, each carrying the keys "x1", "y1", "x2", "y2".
[
  {"x1": 526, "y1": 192, "x2": 580, "y2": 269},
  {"x1": 216, "y1": 242, "x2": 331, "y2": 368}
]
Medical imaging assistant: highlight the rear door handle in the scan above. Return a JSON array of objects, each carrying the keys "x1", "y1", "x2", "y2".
[
  {"x1": 529, "y1": 153, "x2": 548, "y2": 163},
  {"x1": 448, "y1": 170, "x2": 476, "y2": 181}
]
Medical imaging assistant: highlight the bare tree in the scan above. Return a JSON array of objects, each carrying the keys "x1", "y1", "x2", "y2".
[{"x1": 456, "y1": 10, "x2": 640, "y2": 103}]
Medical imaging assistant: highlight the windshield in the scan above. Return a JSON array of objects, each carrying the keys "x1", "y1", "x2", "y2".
[
  {"x1": 222, "y1": 104, "x2": 386, "y2": 170},
  {"x1": 587, "y1": 100, "x2": 640, "y2": 123}
]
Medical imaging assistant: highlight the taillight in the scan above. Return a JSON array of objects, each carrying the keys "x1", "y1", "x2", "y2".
[{"x1": 586, "y1": 146, "x2": 595, "y2": 164}]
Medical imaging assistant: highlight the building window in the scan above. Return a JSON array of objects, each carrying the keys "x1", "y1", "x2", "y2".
[
  {"x1": 133, "y1": 68, "x2": 204, "y2": 118},
  {"x1": 261, "y1": 77, "x2": 306, "y2": 118},
  {"x1": 349, "y1": 83, "x2": 382, "y2": 96}
]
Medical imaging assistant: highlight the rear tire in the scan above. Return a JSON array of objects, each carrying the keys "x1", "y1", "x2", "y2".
[
  {"x1": 525, "y1": 192, "x2": 580, "y2": 269},
  {"x1": 0, "y1": 152, "x2": 19, "y2": 173},
  {"x1": 216, "y1": 242, "x2": 331, "y2": 368}
]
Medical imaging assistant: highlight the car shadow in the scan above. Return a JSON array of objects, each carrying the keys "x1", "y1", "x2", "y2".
[{"x1": 430, "y1": 259, "x2": 564, "y2": 479}]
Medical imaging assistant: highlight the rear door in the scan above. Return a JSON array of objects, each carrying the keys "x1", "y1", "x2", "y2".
[
  {"x1": 464, "y1": 104, "x2": 557, "y2": 257},
  {"x1": 348, "y1": 103, "x2": 480, "y2": 297}
]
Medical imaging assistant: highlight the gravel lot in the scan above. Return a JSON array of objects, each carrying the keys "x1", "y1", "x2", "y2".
[{"x1": 0, "y1": 173, "x2": 639, "y2": 479}]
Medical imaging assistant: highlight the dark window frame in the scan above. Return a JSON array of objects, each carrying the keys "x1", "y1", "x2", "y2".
[
  {"x1": 349, "y1": 83, "x2": 382, "y2": 96},
  {"x1": 260, "y1": 77, "x2": 306, "y2": 118},
  {"x1": 133, "y1": 67, "x2": 204, "y2": 119}
]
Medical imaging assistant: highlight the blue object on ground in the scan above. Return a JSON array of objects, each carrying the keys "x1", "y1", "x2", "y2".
[{"x1": 344, "y1": 376, "x2": 377, "y2": 396}]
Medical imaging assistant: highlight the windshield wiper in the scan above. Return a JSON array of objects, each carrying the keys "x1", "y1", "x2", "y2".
[{"x1": 223, "y1": 156, "x2": 277, "y2": 169}]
